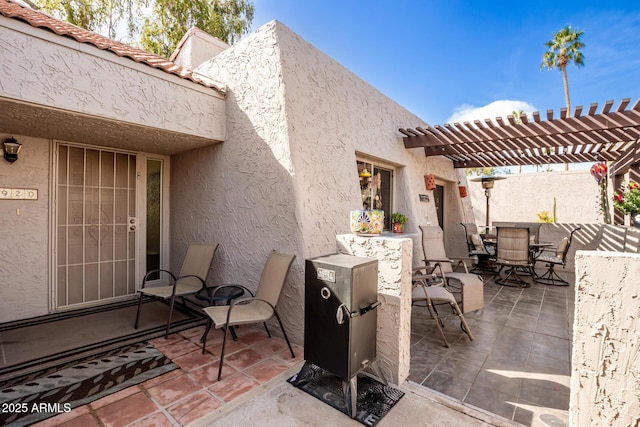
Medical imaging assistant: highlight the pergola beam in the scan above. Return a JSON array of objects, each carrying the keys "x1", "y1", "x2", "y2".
[{"x1": 400, "y1": 98, "x2": 640, "y2": 168}]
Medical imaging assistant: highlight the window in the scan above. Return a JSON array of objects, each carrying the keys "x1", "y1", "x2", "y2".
[
  {"x1": 357, "y1": 159, "x2": 394, "y2": 230},
  {"x1": 146, "y1": 159, "x2": 162, "y2": 281}
]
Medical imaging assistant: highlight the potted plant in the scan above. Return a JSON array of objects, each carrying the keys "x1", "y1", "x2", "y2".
[
  {"x1": 613, "y1": 181, "x2": 640, "y2": 227},
  {"x1": 391, "y1": 212, "x2": 408, "y2": 233}
]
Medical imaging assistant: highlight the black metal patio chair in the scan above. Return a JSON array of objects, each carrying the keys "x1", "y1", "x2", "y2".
[{"x1": 534, "y1": 227, "x2": 581, "y2": 286}]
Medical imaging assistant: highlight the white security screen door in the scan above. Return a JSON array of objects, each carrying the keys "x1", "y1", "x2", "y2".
[{"x1": 55, "y1": 144, "x2": 138, "y2": 309}]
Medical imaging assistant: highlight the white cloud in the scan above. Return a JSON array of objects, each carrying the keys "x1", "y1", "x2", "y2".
[{"x1": 446, "y1": 100, "x2": 536, "y2": 126}]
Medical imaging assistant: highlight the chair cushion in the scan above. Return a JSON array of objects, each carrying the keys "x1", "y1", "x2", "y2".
[
  {"x1": 412, "y1": 284, "x2": 456, "y2": 303},
  {"x1": 537, "y1": 254, "x2": 562, "y2": 264},
  {"x1": 470, "y1": 233, "x2": 484, "y2": 251},
  {"x1": 420, "y1": 225, "x2": 453, "y2": 273},
  {"x1": 556, "y1": 237, "x2": 569, "y2": 257}
]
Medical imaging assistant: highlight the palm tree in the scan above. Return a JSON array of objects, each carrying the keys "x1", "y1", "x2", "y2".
[
  {"x1": 541, "y1": 25, "x2": 585, "y2": 115},
  {"x1": 512, "y1": 110, "x2": 524, "y2": 173}
]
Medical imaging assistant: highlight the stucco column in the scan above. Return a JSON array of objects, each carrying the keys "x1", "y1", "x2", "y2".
[
  {"x1": 336, "y1": 233, "x2": 413, "y2": 386},
  {"x1": 571, "y1": 251, "x2": 640, "y2": 426}
]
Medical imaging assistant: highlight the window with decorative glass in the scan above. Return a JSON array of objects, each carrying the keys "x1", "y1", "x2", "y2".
[{"x1": 357, "y1": 160, "x2": 394, "y2": 230}]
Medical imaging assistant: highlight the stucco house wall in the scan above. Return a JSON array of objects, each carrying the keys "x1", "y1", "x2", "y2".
[
  {"x1": 467, "y1": 170, "x2": 604, "y2": 228},
  {"x1": 0, "y1": 11, "x2": 226, "y2": 323},
  {"x1": 0, "y1": 135, "x2": 50, "y2": 322},
  {"x1": 170, "y1": 21, "x2": 474, "y2": 345},
  {"x1": 0, "y1": 18, "x2": 225, "y2": 143}
]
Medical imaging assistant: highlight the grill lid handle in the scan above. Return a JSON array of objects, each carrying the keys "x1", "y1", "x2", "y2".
[
  {"x1": 336, "y1": 304, "x2": 346, "y2": 324},
  {"x1": 360, "y1": 301, "x2": 381, "y2": 316},
  {"x1": 336, "y1": 301, "x2": 380, "y2": 324},
  {"x1": 336, "y1": 303, "x2": 361, "y2": 324}
]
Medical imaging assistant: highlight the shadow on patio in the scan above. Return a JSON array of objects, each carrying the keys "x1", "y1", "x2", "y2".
[
  {"x1": 21, "y1": 325, "x2": 302, "y2": 426},
  {"x1": 409, "y1": 269, "x2": 575, "y2": 427},
  {"x1": 1, "y1": 267, "x2": 577, "y2": 426}
]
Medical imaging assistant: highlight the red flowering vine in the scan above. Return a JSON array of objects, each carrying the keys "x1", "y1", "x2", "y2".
[{"x1": 613, "y1": 181, "x2": 640, "y2": 215}]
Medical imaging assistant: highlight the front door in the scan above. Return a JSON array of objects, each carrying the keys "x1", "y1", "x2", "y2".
[
  {"x1": 54, "y1": 144, "x2": 138, "y2": 309},
  {"x1": 434, "y1": 184, "x2": 444, "y2": 229}
]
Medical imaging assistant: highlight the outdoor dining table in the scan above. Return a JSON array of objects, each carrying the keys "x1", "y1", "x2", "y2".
[
  {"x1": 529, "y1": 242, "x2": 554, "y2": 281},
  {"x1": 484, "y1": 239, "x2": 553, "y2": 257},
  {"x1": 530, "y1": 241, "x2": 553, "y2": 258}
]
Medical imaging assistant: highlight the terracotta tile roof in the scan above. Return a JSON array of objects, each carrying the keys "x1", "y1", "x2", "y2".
[{"x1": 0, "y1": 0, "x2": 224, "y2": 95}]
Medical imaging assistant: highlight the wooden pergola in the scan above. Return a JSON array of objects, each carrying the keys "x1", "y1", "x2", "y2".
[
  {"x1": 399, "y1": 98, "x2": 640, "y2": 170},
  {"x1": 399, "y1": 98, "x2": 640, "y2": 224}
]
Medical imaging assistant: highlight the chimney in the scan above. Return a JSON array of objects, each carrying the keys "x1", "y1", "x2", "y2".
[{"x1": 170, "y1": 27, "x2": 230, "y2": 70}]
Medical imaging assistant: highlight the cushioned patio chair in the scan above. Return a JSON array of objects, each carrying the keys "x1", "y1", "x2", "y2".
[
  {"x1": 494, "y1": 227, "x2": 534, "y2": 287},
  {"x1": 412, "y1": 276, "x2": 474, "y2": 348},
  {"x1": 201, "y1": 250, "x2": 296, "y2": 381},
  {"x1": 134, "y1": 243, "x2": 219, "y2": 338},
  {"x1": 516, "y1": 222, "x2": 542, "y2": 244},
  {"x1": 414, "y1": 225, "x2": 484, "y2": 313},
  {"x1": 534, "y1": 227, "x2": 581, "y2": 286},
  {"x1": 460, "y1": 222, "x2": 496, "y2": 273}
]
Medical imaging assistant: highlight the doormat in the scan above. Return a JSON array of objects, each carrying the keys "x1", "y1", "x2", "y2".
[
  {"x1": 0, "y1": 298, "x2": 203, "y2": 382},
  {"x1": 287, "y1": 364, "x2": 404, "y2": 427},
  {"x1": 0, "y1": 342, "x2": 176, "y2": 426}
]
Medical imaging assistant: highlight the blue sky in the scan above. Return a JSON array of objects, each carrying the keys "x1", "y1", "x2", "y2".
[{"x1": 251, "y1": 1, "x2": 640, "y2": 126}]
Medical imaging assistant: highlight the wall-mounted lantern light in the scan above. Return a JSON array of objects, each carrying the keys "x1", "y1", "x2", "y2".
[{"x1": 3, "y1": 137, "x2": 22, "y2": 163}]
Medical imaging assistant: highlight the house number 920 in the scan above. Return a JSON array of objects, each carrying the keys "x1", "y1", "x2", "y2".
[{"x1": 0, "y1": 188, "x2": 38, "y2": 200}]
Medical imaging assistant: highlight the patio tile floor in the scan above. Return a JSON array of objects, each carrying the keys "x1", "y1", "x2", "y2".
[
  {"x1": 33, "y1": 325, "x2": 301, "y2": 427},
  {"x1": 409, "y1": 271, "x2": 574, "y2": 427},
  {"x1": 31, "y1": 271, "x2": 574, "y2": 427}
]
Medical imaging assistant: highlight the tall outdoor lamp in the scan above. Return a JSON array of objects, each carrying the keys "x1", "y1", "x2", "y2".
[{"x1": 471, "y1": 175, "x2": 506, "y2": 235}]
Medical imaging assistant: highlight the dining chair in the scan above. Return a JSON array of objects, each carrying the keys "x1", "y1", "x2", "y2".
[
  {"x1": 494, "y1": 227, "x2": 535, "y2": 287},
  {"x1": 534, "y1": 227, "x2": 581, "y2": 286},
  {"x1": 516, "y1": 222, "x2": 542, "y2": 244},
  {"x1": 134, "y1": 243, "x2": 218, "y2": 338},
  {"x1": 460, "y1": 222, "x2": 496, "y2": 273}
]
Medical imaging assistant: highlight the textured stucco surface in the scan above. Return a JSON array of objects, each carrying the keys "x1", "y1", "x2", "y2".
[
  {"x1": 0, "y1": 20, "x2": 225, "y2": 142},
  {"x1": 173, "y1": 21, "x2": 472, "y2": 346},
  {"x1": 171, "y1": 27, "x2": 229, "y2": 71},
  {"x1": 2, "y1": 17, "x2": 640, "y2": 424},
  {"x1": 571, "y1": 251, "x2": 640, "y2": 427},
  {"x1": 170, "y1": 22, "x2": 304, "y2": 344},
  {"x1": 0, "y1": 134, "x2": 49, "y2": 322},
  {"x1": 336, "y1": 234, "x2": 412, "y2": 385},
  {"x1": 467, "y1": 170, "x2": 604, "y2": 226},
  {"x1": 276, "y1": 26, "x2": 473, "y2": 260}
]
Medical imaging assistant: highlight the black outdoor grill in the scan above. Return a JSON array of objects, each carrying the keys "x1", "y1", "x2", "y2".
[{"x1": 295, "y1": 253, "x2": 381, "y2": 417}]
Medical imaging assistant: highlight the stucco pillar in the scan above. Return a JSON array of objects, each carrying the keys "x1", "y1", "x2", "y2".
[
  {"x1": 336, "y1": 233, "x2": 413, "y2": 386},
  {"x1": 571, "y1": 251, "x2": 640, "y2": 426}
]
